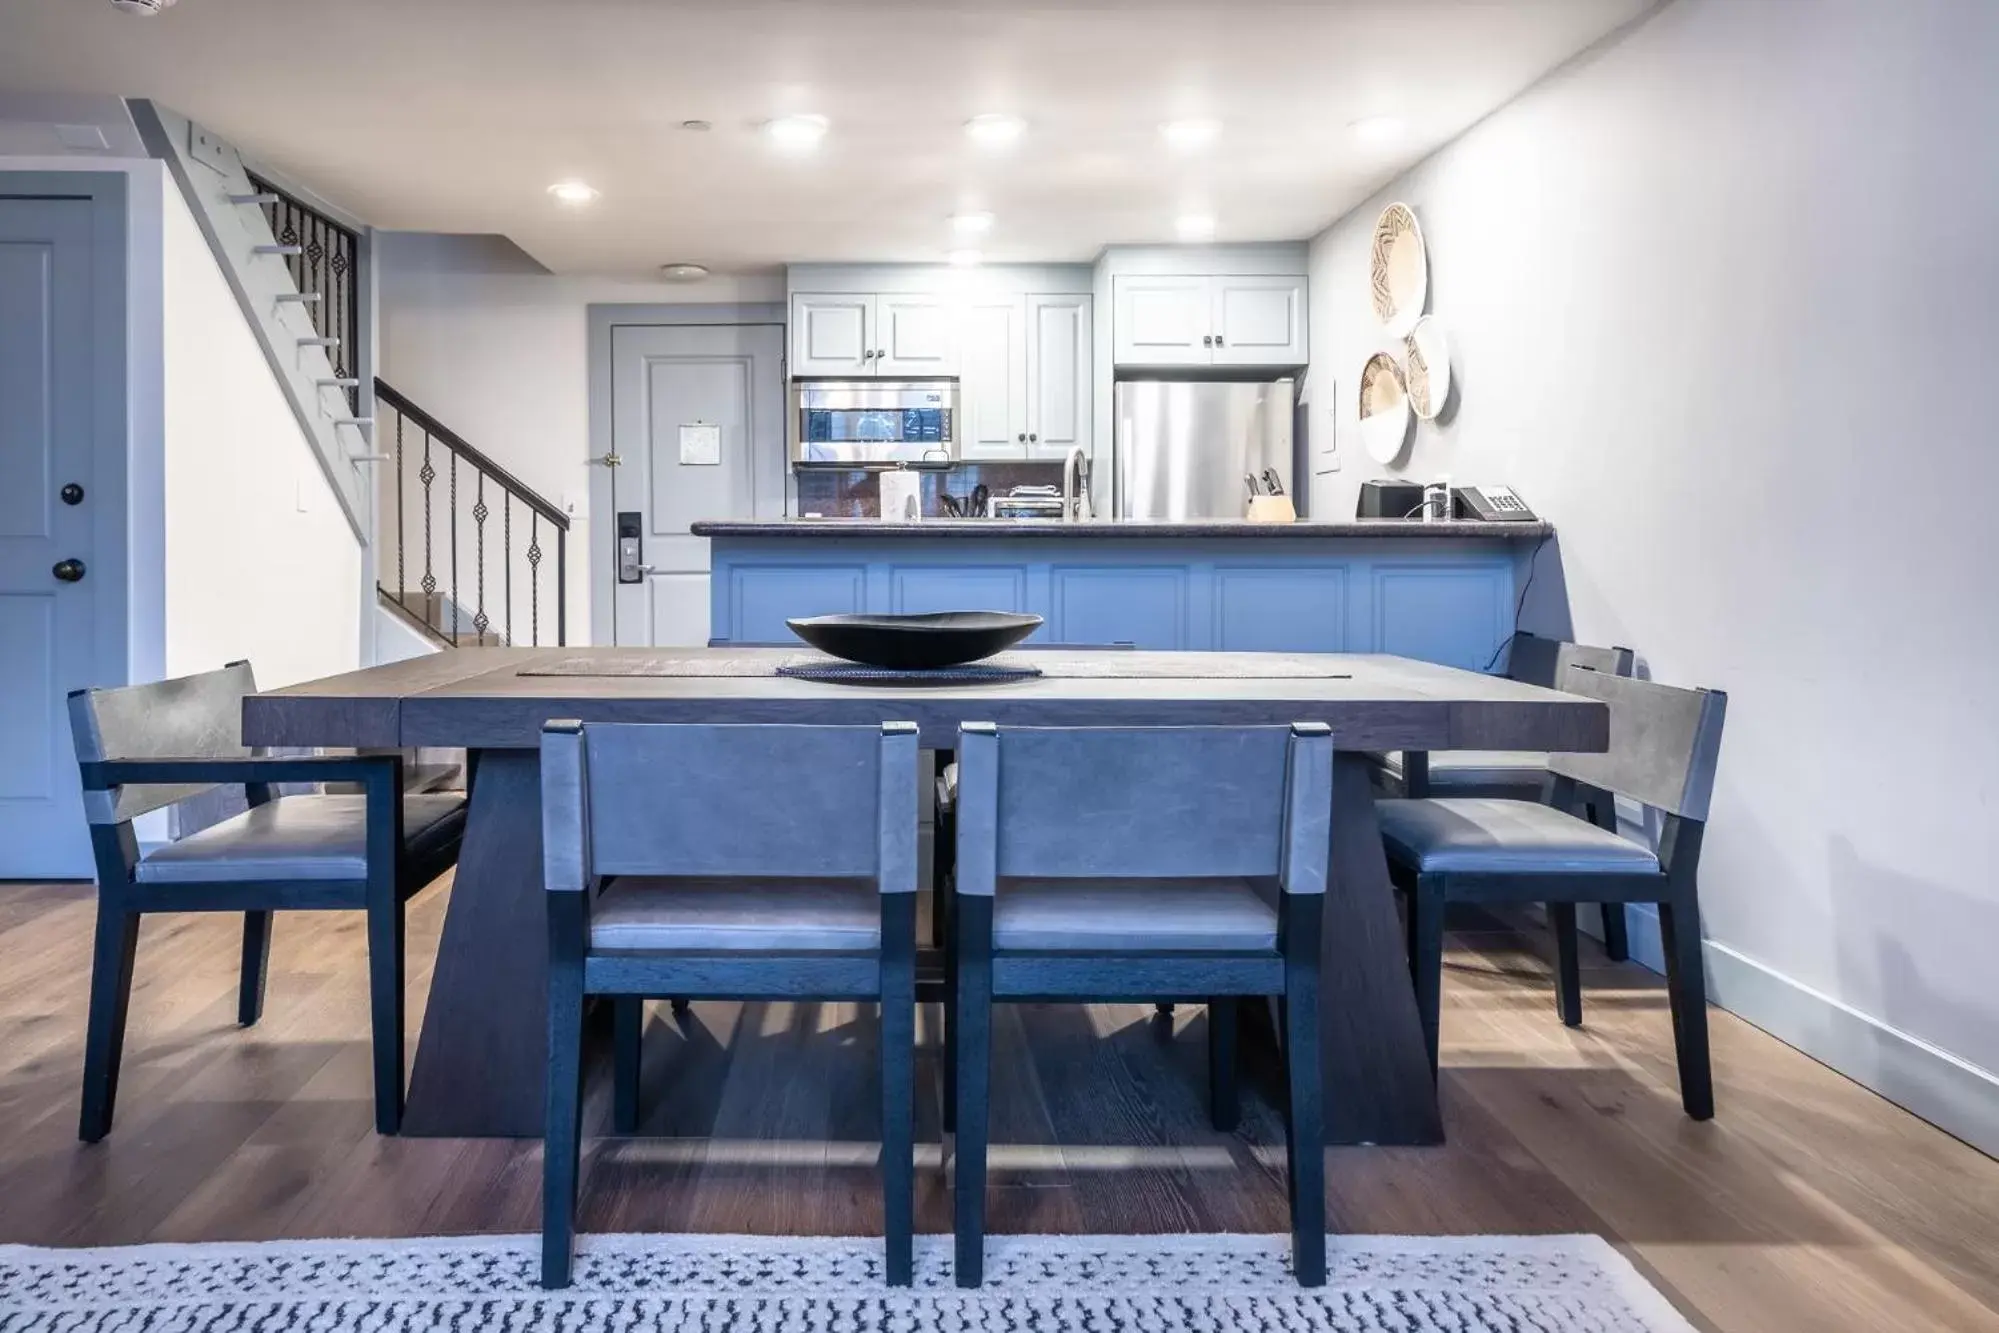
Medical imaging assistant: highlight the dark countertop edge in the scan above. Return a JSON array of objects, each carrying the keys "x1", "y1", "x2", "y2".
[{"x1": 690, "y1": 519, "x2": 1553, "y2": 540}]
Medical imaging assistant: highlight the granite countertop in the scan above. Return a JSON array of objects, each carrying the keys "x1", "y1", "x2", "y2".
[{"x1": 690, "y1": 518, "x2": 1554, "y2": 540}]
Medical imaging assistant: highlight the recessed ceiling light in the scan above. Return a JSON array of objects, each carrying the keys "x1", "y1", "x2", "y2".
[
  {"x1": 1349, "y1": 115, "x2": 1405, "y2": 145},
  {"x1": 964, "y1": 114, "x2": 1027, "y2": 148},
  {"x1": 765, "y1": 114, "x2": 830, "y2": 153},
  {"x1": 659, "y1": 263, "x2": 711, "y2": 282},
  {"x1": 1160, "y1": 118, "x2": 1222, "y2": 152},
  {"x1": 547, "y1": 180, "x2": 600, "y2": 206},
  {"x1": 1175, "y1": 213, "x2": 1217, "y2": 241},
  {"x1": 948, "y1": 249, "x2": 984, "y2": 267},
  {"x1": 950, "y1": 211, "x2": 995, "y2": 236}
]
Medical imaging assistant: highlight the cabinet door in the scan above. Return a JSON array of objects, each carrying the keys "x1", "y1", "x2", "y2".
[
  {"x1": 1112, "y1": 275, "x2": 1212, "y2": 367},
  {"x1": 959, "y1": 297, "x2": 1028, "y2": 460},
  {"x1": 790, "y1": 293, "x2": 873, "y2": 376},
  {"x1": 1211, "y1": 275, "x2": 1308, "y2": 366},
  {"x1": 1026, "y1": 293, "x2": 1091, "y2": 458},
  {"x1": 875, "y1": 293, "x2": 960, "y2": 377}
]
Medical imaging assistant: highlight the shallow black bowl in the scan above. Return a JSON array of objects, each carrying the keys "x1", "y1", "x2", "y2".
[{"x1": 786, "y1": 611, "x2": 1043, "y2": 669}]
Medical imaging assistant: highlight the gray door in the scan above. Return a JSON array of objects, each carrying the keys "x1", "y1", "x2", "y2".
[
  {"x1": 0, "y1": 195, "x2": 105, "y2": 876},
  {"x1": 609, "y1": 323, "x2": 785, "y2": 646}
]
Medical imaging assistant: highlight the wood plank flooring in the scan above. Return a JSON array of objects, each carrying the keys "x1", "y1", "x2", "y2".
[{"x1": 2, "y1": 874, "x2": 1995, "y2": 1332}]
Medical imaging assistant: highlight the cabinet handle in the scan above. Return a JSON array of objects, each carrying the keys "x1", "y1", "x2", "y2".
[
  {"x1": 1214, "y1": 333, "x2": 1225, "y2": 347},
  {"x1": 876, "y1": 348, "x2": 887, "y2": 359},
  {"x1": 1017, "y1": 432, "x2": 1027, "y2": 443},
  {"x1": 1029, "y1": 433, "x2": 1039, "y2": 443},
  {"x1": 1203, "y1": 334, "x2": 1213, "y2": 347}
]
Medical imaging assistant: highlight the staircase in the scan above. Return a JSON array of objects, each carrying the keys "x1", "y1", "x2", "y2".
[{"x1": 374, "y1": 379, "x2": 570, "y2": 648}]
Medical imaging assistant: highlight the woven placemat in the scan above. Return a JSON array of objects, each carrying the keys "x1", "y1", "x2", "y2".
[{"x1": 776, "y1": 661, "x2": 1042, "y2": 685}]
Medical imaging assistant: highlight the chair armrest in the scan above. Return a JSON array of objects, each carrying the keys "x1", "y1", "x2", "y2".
[{"x1": 78, "y1": 754, "x2": 401, "y2": 790}]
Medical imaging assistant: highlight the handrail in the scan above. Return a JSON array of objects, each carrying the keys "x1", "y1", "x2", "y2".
[{"x1": 374, "y1": 378, "x2": 569, "y2": 529}]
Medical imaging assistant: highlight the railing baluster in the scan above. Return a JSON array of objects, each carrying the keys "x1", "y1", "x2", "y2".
[
  {"x1": 394, "y1": 410, "x2": 406, "y2": 612},
  {"x1": 556, "y1": 528, "x2": 567, "y2": 647},
  {"x1": 449, "y1": 452, "x2": 459, "y2": 642},
  {"x1": 473, "y1": 474, "x2": 489, "y2": 643},
  {"x1": 503, "y1": 495, "x2": 514, "y2": 647},
  {"x1": 419, "y1": 434, "x2": 436, "y2": 626},
  {"x1": 528, "y1": 513, "x2": 543, "y2": 646}
]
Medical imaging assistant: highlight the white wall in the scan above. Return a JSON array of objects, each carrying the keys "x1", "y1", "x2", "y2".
[
  {"x1": 376, "y1": 233, "x2": 782, "y2": 644},
  {"x1": 161, "y1": 183, "x2": 362, "y2": 686},
  {"x1": 1306, "y1": 0, "x2": 1999, "y2": 1147}
]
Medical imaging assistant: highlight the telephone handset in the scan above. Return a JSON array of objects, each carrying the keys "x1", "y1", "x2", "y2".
[{"x1": 1453, "y1": 485, "x2": 1537, "y2": 522}]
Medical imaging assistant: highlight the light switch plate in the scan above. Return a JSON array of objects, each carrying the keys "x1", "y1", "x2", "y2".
[{"x1": 187, "y1": 123, "x2": 232, "y2": 174}]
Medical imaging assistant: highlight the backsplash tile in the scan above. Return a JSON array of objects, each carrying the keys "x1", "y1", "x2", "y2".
[{"x1": 794, "y1": 463, "x2": 1065, "y2": 519}]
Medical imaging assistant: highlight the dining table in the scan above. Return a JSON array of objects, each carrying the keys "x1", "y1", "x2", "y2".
[{"x1": 242, "y1": 646, "x2": 1607, "y2": 1144}]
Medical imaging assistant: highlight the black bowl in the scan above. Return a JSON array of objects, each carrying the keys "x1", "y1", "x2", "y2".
[{"x1": 786, "y1": 611, "x2": 1043, "y2": 669}]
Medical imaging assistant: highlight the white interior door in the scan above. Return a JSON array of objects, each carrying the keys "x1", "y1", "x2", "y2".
[
  {"x1": 609, "y1": 323, "x2": 785, "y2": 646},
  {"x1": 0, "y1": 195, "x2": 103, "y2": 877}
]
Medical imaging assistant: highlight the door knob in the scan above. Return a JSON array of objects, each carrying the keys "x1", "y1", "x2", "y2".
[
  {"x1": 52, "y1": 558, "x2": 86, "y2": 583},
  {"x1": 60, "y1": 483, "x2": 85, "y2": 506}
]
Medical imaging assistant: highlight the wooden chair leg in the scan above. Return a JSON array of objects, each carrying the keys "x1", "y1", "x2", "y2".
[
  {"x1": 365, "y1": 887, "x2": 406, "y2": 1136},
  {"x1": 542, "y1": 898, "x2": 588, "y2": 1289},
  {"x1": 1207, "y1": 997, "x2": 1239, "y2": 1132},
  {"x1": 1600, "y1": 902, "x2": 1630, "y2": 962},
  {"x1": 880, "y1": 895, "x2": 917, "y2": 1287},
  {"x1": 1283, "y1": 962, "x2": 1326, "y2": 1288},
  {"x1": 1658, "y1": 892, "x2": 1714, "y2": 1120},
  {"x1": 1411, "y1": 875, "x2": 1446, "y2": 1080},
  {"x1": 613, "y1": 997, "x2": 644, "y2": 1135},
  {"x1": 953, "y1": 896, "x2": 993, "y2": 1288},
  {"x1": 1550, "y1": 902, "x2": 1584, "y2": 1028},
  {"x1": 238, "y1": 910, "x2": 273, "y2": 1027},
  {"x1": 78, "y1": 904, "x2": 141, "y2": 1143}
]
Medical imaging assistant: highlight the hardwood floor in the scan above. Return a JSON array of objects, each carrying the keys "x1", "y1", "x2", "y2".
[{"x1": 2, "y1": 874, "x2": 1996, "y2": 1331}]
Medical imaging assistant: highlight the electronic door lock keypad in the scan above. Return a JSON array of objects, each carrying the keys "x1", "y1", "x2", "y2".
[{"x1": 617, "y1": 512, "x2": 644, "y2": 584}]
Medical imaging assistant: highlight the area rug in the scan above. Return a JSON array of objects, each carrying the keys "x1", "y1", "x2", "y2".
[{"x1": 0, "y1": 1232, "x2": 1698, "y2": 1331}]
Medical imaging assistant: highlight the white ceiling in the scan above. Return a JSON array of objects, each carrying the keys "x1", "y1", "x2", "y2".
[{"x1": 0, "y1": 0, "x2": 1654, "y2": 276}]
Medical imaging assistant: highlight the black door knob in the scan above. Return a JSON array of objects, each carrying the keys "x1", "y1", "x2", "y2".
[
  {"x1": 52, "y1": 558, "x2": 86, "y2": 583},
  {"x1": 60, "y1": 483, "x2": 85, "y2": 506}
]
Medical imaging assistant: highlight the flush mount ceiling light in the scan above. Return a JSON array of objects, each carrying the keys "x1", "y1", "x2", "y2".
[
  {"x1": 1175, "y1": 213, "x2": 1218, "y2": 241},
  {"x1": 679, "y1": 119, "x2": 713, "y2": 133},
  {"x1": 950, "y1": 211, "x2": 995, "y2": 236},
  {"x1": 546, "y1": 180, "x2": 600, "y2": 206},
  {"x1": 1160, "y1": 118, "x2": 1222, "y2": 152},
  {"x1": 764, "y1": 114, "x2": 830, "y2": 153},
  {"x1": 109, "y1": 0, "x2": 178, "y2": 13},
  {"x1": 1348, "y1": 115, "x2": 1406, "y2": 145},
  {"x1": 964, "y1": 114, "x2": 1027, "y2": 149},
  {"x1": 948, "y1": 249, "x2": 984, "y2": 267},
  {"x1": 659, "y1": 263, "x2": 711, "y2": 282}
]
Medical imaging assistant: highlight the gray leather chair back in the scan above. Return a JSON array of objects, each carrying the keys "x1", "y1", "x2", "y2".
[
  {"x1": 1547, "y1": 667, "x2": 1727, "y2": 820},
  {"x1": 1507, "y1": 632, "x2": 1636, "y2": 688},
  {"x1": 541, "y1": 720, "x2": 920, "y2": 891},
  {"x1": 953, "y1": 723, "x2": 1334, "y2": 890},
  {"x1": 67, "y1": 661, "x2": 257, "y2": 825}
]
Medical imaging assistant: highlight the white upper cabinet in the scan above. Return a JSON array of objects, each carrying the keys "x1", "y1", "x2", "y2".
[
  {"x1": 1027, "y1": 293, "x2": 1092, "y2": 457},
  {"x1": 1112, "y1": 273, "x2": 1308, "y2": 369},
  {"x1": 1112, "y1": 275, "x2": 1212, "y2": 367},
  {"x1": 790, "y1": 293, "x2": 873, "y2": 376},
  {"x1": 874, "y1": 293, "x2": 960, "y2": 377},
  {"x1": 959, "y1": 298, "x2": 1028, "y2": 460},
  {"x1": 1211, "y1": 275, "x2": 1308, "y2": 366}
]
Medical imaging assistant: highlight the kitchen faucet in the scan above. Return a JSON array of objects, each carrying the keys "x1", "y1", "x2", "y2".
[{"x1": 1062, "y1": 446, "x2": 1092, "y2": 522}]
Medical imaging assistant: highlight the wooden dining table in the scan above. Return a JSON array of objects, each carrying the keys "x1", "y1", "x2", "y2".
[{"x1": 242, "y1": 646, "x2": 1606, "y2": 1144}]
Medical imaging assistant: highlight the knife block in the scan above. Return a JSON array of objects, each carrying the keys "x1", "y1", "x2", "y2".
[{"x1": 1246, "y1": 495, "x2": 1297, "y2": 523}]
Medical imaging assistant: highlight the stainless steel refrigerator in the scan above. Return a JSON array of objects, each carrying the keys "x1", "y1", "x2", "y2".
[{"x1": 1112, "y1": 378, "x2": 1297, "y2": 520}]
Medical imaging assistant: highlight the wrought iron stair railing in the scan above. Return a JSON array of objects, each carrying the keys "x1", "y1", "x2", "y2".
[{"x1": 375, "y1": 378, "x2": 568, "y2": 647}]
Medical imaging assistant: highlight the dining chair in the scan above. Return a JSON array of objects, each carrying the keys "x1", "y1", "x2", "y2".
[
  {"x1": 949, "y1": 721, "x2": 1334, "y2": 1287},
  {"x1": 67, "y1": 661, "x2": 466, "y2": 1141},
  {"x1": 1377, "y1": 667, "x2": 1727, "y2": 1118},
  {"x1": 538, "y1": 718, "x2": 920, "y2": 1290},
  {"x1": 1376, "y1": 632, "x2": 1638, "y2": 959}
]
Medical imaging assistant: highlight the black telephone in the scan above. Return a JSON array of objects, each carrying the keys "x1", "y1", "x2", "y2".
[{"x1": 1453, "y1": 485, "x2": 1537, "y2": 522}]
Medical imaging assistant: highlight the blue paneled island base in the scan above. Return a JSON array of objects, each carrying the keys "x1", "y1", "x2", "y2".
[{"x1": 694, "y1": 520, "x2": 1552, "y2": 671}]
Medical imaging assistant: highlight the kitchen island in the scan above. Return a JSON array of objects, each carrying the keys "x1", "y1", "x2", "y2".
[{"x1": 692, "y1": 518, "x2": 1554, "y2": 670}]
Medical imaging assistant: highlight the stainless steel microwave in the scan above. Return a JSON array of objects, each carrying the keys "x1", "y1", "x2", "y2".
[{"x1": 790, "y1": 379, "x2": 960, "y2": 469}]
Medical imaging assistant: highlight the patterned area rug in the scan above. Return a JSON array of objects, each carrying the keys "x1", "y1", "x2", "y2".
[{"x1": 0, "y1": 1232, "x2": 1697, "y2": 1331}]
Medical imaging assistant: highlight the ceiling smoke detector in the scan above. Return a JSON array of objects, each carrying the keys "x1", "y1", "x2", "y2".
[
  {"x1": 110, "y1": 0, "x2": 179, "y2": 13},
  {"x1": 659, "y1": 263, "x2": 711, "y2": 282}
]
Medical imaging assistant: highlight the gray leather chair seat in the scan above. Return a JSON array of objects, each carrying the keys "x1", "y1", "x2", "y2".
[
  {"x1": 994, "y1": 877, "x2": 1278, "y2": 952},
  {"x1": 589, "y1": 876, "x2": 883, "y2": 952},
  {"x1": 136, "y1": 793, "x2": 467, "y2": 884},
  {"x1": 1376, "y1": 798, "x2": 1659, "y2": 875}
]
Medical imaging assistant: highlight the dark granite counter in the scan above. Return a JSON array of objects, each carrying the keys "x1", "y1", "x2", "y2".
[{"x1": 691, "y1": 518, "x2": 1553, "y2": 540}]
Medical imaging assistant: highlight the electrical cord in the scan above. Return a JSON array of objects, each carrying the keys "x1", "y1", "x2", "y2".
[{"x1": 1483, "y1": 529, "x2": 1554, "y2": 671}]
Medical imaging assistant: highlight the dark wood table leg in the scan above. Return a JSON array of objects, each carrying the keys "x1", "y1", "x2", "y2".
[
  {"x1": 402, "y1": 748, "x2": 548, "y2": 1137},
  {"x1": 1244, "y1": 752, "x2": 1443, "y2": 1145}
]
